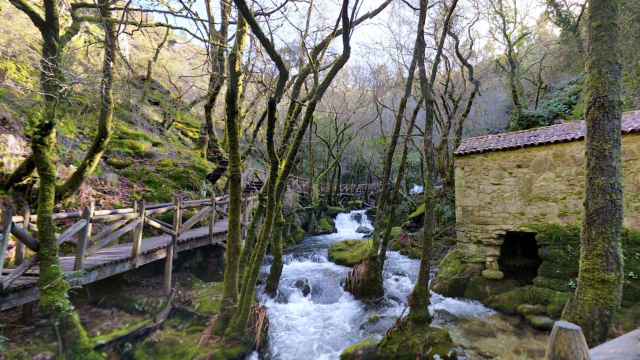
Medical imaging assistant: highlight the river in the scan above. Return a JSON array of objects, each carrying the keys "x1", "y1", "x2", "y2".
[{"x1": 250, "y1": 210, "x2": 543, "y2": 360}]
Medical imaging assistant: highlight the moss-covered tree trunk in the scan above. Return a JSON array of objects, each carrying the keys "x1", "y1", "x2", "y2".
[
  {"x1": 215, "y1": 13, "x2": 248, "y2": 335},
  {"x1": 265, "y1": 206, "x2": 285, "y2": 296},
  {"x1": 345, "y1": 34, "x2": 420, "y2": 302},
  {"x1": 561, "y1": 0, "x2": 624, "y2": 346},
  {"x1": 203, "y1": 0, "x2": 231, "y2": 186},
  {"x1": 27, "y1": 0, "x2": 114, "y2": 357},
  {"x1": 409, "y1": 0, "x2": 458, "y2": 323}
]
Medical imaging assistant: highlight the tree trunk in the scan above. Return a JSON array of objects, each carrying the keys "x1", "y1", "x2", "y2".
[
  {"x1": 561, "y1": 0, "x2": 624, "y2": 346},
  {"x1": 409, "y1": 0, "x2": 458, "y2": 323},
  {"x1": 265, "y1": 206, "x2": 285, "y2": 296},
  {"x1": 215, "y1": 13, "x2": 248, "y2": 335}
]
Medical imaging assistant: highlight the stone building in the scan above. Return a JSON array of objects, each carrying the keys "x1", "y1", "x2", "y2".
[{"x1": 453, "y1": 110, "x2": 640, "y2": 282}]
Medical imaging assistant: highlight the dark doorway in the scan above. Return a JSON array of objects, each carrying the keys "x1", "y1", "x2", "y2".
[{"x1": 498, "y1": 231, "x2": 541, "y2": 284}]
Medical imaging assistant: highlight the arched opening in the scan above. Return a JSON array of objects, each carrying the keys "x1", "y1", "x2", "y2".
[{"x1": 498, "y1": 231, "x2": 542, "y2": 284}]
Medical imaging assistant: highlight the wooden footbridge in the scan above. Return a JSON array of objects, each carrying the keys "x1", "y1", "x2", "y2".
[{"x1": 0, "y1": 194, "x2": 256, "y2": 311}]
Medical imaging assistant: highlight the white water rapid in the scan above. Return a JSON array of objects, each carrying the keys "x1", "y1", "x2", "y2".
[{"x1": 253, "y1": 210, "x2": 496, "y2": 360}]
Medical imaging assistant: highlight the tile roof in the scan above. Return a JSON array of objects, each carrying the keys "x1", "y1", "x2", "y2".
[{"x1": 455, "y1": 111, "x2": 640, "y2": 156}]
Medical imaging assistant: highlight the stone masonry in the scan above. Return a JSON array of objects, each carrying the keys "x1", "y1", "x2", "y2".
[{"x1": 454, "y1": 111, "x2": 640, "y2": 276}]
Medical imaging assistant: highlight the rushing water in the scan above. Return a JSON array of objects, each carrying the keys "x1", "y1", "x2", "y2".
[{"x1": 252, "y1": 210, "x2": 501, "y2": 360}]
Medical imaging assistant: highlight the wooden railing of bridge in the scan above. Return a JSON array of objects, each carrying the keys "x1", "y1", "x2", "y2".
[{"x1": 0, "y1": 194, "x2": 256, "y2": 311}]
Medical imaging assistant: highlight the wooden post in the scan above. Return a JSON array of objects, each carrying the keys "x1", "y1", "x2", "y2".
[
  {"x1": 15, "y1": 205, "x2": 29, "y2": 265},
  {"x1": 0, "y1": 207, "x2": 14, "y2": 277},
  {"x1": 544, "y1": 321, "x2": 591, "y2": 360},
  {"x1": 164, "y1": 196, "x2": 181, "y2": 295},
  {"x1": 130, "y1": 200, "x2": 145, "y2": 267},
  {"x1": 74, "y1": 201, "x2": 95, "y2": 271},
  {"x1": 209, "y1": 193, "x2": 217, "y2": 244},
  {"x1": 130, "y1": 201, "x2": 138, "y2": 244}
]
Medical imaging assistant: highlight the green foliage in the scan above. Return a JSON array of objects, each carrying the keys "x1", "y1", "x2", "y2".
[
  {"x1": 509, "y1": 78, "x2": 584, "y2": 131},
  {"x1": 0, "y1": 58, "x2": 37, "y2": 88},
  {"x1": 328, "y1": 240, "x2": 372, "y2": 266}
]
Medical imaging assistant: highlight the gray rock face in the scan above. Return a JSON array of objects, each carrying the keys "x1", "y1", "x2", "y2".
[{"x1": 355, "y1": 225, "x2": 373, "y2": 234}]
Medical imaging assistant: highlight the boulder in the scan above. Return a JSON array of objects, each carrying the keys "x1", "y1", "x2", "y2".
[
  {"x1": 355, "y1": 225, "x2": 373, "y2": 234},
  {"x1": 328, "y1": 240, "x2": 372, "y2": 266},
  {"x1": 526, "y1": 315, "x2": 555, "y2": 331},
  {"x1": 293, "y1": 278, "x2": 311, "y2": 297}
]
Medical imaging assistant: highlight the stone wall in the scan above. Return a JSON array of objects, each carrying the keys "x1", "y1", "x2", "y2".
[{"x1": 454, "y1": 133, "x2": 640, "y2": 271}]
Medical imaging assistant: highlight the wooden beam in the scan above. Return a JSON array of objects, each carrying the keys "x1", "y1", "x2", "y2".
[
  {"x1": 10, "y1": 224, "x2": 38, "y2": 252},
  {"x1": 2, "y1": 257, "x2": 37, "y2": 290},
  {"x1": 544, "y1": 321, "x2": 590, "y2": 360},
  {"x1": 131, "y1": 200, "x2": 145, "y2": 267},
  {"x1": 0, "y1": 207, "x2": 13, "y2": 279},
  {"x1": 209, "y1": 194, "x2": 217, "y2": 244},
  {"x1": 86, "y1": 218, "x2": 141, "y2": 255},
  {"x1": 58, "y1": 219, "x2": 88, "y2": 244},
  {"x1": 144, "y1": 217, "x2": 176, "y2": 236},
  {"x1": 181, "y1": 206, "x2": 211, "y2": 233},
  {"x1": 164, "y1": 196, "x2": 181, "y2": 295},
  {"x1": 15, "y1": 206, "x2": 30, "y2": 265},
  {"x1": 74, "y1": 202, "x2": 94, "y2": 271},
  {"x1": 91, "y1": 219, "x2": 128, "y2": 246}
]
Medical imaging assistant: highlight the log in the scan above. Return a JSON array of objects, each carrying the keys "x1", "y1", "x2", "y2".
[
  {"x1": 94, "y1": 290, "x2": 176, "y2": 352},
  {"x1": 10, "y1": 224, "x2": 39, "y2": 252},
  {"x1": 545, "y1": 321, "x2": 591, "y2": 360}
]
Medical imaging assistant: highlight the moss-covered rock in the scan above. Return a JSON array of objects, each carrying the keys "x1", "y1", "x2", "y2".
[
  {"x1": 340, "y1": 338, "x2": 379, "y2": 360},
  {"x1": 377, "y1": 322, "x2": 457, "y2": 359},
  {"x1": 525, "y1": 315, "x2": 555, "y2": 331},
  {"x1": 315, "y1": 216, "x2": 336, "y2": 235},
  {"x1": 463, "y1": 275, "x2": 519, "y2": 301},
  {"x1": 345, "y1": 200, "x2": 364, "y2": 210},
  {"x1": 486, "y1": 285, "x2": 571, "y2": 318},
  {"x1": 431, "y1": 249, "x2": 482, "y2": 297},
  {"x1": 326, "y1": 206, "x2": 347, "y2": 217},
  {"x1": 329, "y1": 240, "x2": 372, "y2": 266}
]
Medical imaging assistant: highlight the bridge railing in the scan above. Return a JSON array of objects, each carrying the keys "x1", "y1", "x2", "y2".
[{"x1": 0, "y1": 194, "x2": 257, "y2": 294}]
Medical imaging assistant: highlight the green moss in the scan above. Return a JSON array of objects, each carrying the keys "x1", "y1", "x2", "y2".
[
  {"x1": 93, "y1": 319, "x2": 152, "y2": 347},
  {"x1": 326, "y1": 206, "x2": 346, "y2": 217},
  {"x1": 408, "y1": 203, "x2": 425, "y2": 220},
  {"x1": 377, "y1": 322, "x2": 456, "y2": 359},
  {"x1": 389, "y1": 227, "x2": 403, "y2": 240},
  {"x1": 191, "y1": 281, "x2": 224, "y2": 315},
  {"x1": 316, "y1": 216, "x2": 336, "y2": 234},
  {"x1": 463, "y1": 276, "x2": 519, "y2": 301},
  {"x1": 340, "y1": 338, "x2": 379, "y2": 360},
  {"x1": 105, "y1": 157, "x2": 133, "y2": 169},
  {"x1": 329, "y1": 240, "x2": 372, "y2": 266},
  {"x1": 486, "y1": 285, "x2": 571, "y2": 318},
  {"x1": 527, "y1": 224, "x2": 640, "y2": 304},
  {"x1": 345, "y1": 200, "x2": 364, "y2": 210},
  {"x1": 432, "y1": 249, "x2": 481, "y2": 297},
  {"x1": 132, "y1": 319, "x2": 209, "y2": 360}
]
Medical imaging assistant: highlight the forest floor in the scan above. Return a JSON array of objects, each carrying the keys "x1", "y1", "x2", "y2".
[{"x1": 0, "y1": 254, "x2": 224, "y2": 360}]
